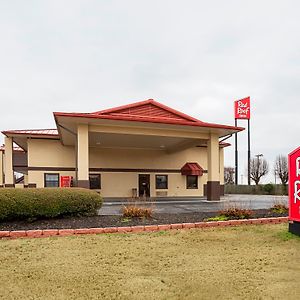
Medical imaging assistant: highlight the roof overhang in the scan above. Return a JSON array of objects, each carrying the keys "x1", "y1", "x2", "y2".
[
  {"x1": 54, "y1": 114, "x2": 244, "y2": 146},
  {"x1": 1, "y1": 129, "x2": 59, "y2": 151}
]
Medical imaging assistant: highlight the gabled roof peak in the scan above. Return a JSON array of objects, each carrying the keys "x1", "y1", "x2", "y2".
[{"x1": 93, "y1": 99, "x2": 202, "y2": 123}]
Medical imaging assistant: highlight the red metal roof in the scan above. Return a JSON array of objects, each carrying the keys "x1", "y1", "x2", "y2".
[
  {"x1": 54, "y1": 99, "x2": 244, "y2": 132},
  {"x1": 94, "y1": 99, "x2": 201, "y2": 123},
  {"x1": 2, "y1": 129, "x2": 59, "y2": 137},
  {"x1": 181, "y1": 162, "x2": 204, "y2": 176}
]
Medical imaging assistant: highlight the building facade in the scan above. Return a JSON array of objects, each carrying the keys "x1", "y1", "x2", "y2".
[{"x1": 0, "y1": 99, "x2": 243, "y2": 200}]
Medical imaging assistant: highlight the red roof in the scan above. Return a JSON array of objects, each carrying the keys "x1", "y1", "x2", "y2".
[
  {"x1": 2, "y1": 129, "x2": 59, "y2": 137},
  {"x1": 181, "y1": 162, "x2": 204, "y2": 176},
  {"x1": 54, "y1": 99, "x2": 244, "y2": 132}
]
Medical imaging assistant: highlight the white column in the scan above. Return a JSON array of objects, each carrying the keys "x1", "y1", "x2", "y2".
[
  {"x1": 207, "y1": 133, "x2": 220, "y2": 200},
  {"x1": 77, "y1": 124, "x2": 89, "y2": 188},
  {"x1": 4, "y1": 137, "x2": 14, "y2": 187},
  {"x1": 0, "y1": 150, "x2": 3, "y2": 186}
]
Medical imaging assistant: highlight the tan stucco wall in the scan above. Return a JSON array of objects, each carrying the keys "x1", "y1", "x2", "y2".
[
  {"x1": 25, "y1": 137, "x2": 224, "y2": 196},
  {"x1": 89, "y1": 147, "x2": 207, "y2": 169},
  {"x1": 28, "y1": 170, "x2": 76, "y2": 188},
  {"x1": 97, "y1": 172, "x2": 207, "y2": 198},
  {"x1": 28, "y1": 139, "x2": 75, "y2": 167}
]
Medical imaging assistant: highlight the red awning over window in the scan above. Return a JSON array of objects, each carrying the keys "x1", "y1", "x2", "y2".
[{"x1": 181, "y1": 163, "x2": 203, "y2": 176}]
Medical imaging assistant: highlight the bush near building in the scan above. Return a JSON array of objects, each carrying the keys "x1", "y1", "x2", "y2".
[
  {"x1": 0, "y1": 188, "x2": 102, "y2": 221},
  {"x1": 225, "y1": 184, "x2": 288, "y2": 195}
]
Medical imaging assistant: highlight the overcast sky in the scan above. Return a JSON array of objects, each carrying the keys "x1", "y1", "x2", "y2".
[{"x1": 1, "y1": 0, "x2": 299, "y2": 183}]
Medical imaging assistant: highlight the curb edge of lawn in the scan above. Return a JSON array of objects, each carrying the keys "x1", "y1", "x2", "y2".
[{"x1": 0, "y1": 217, "x2": 289, "y2": 239}]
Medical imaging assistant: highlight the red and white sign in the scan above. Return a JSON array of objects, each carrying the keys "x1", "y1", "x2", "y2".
[
  {"x1": 234, "y1": 97, "x2": 250, "y2": 119},
  {"x1": 289, "y1": 147, "x2": 300, "y2": 222},
  {"x1": 60, "y1": 176, "x2": 73, "y2": 188}
]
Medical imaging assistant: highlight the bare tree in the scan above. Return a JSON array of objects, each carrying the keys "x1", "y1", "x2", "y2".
[
  {"x1": 274, "y1": 155, "x2": 288, "y2": 186},
  {"x1": 224, "y1": 167, "x2": 235, "y2": 185},
  {"x1": 249, "y1": 155, "x2": 269, "y2": 185}
]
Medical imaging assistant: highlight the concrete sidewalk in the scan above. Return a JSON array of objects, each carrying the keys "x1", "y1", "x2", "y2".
[{"x1": 98, "y1": 194, "x2": 288, "y2": 215}]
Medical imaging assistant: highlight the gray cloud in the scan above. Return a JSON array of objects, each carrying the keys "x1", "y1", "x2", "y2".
[{"x1": 0, "y1": 0, "x2": 299, "y2": 183}]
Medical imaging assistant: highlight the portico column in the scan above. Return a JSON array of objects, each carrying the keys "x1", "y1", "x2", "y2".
[
  {"x1": 207, "y1": 133, "x2": 220, "y2": 200},
  {"x1": 77, "y1": 124, "x2": 89, "y2": 188},
  {"x1": 4, "y1": 137, "x2": 14, "y2": 187},
  {"x1": 0, "y1": 151, "x2": 3, "y2": 187},
  {"x1": 219, "y1": 147, "x2": 225, "y2": 196}
]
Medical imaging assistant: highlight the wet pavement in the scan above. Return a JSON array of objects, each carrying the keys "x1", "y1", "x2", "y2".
[{"x1": 98, "y1": 194, "x2": 288, "y2": 215}]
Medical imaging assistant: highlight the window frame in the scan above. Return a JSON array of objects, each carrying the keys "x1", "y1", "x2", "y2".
[
  {"x1": 89, "y1": 173, "x2": 101, "y2": 189},
  {"x1": 44, "y1": 173, "x2": 60, "y2": 188},
  {"x1": 155, "y1": 174, "x2": 168, "y2": 190},
  {"x1": 186, "y1": 175, "x2": 198, "y2": 189}
]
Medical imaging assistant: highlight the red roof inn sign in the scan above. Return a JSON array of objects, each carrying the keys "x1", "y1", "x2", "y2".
[
  {"x1": 289, "y1": 147, "x2": 300, "y2": 236},
  {"x1": 234, "y1": 97, "x2": 250, "y2": 119}
]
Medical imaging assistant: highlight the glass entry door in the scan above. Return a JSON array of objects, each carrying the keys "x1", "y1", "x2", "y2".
[{"x1": 138, "y1": 174, "x2": 150, "y2": 197}]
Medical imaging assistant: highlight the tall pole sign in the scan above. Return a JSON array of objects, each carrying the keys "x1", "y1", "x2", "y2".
[
  {"x1": 234, "y1": 97, "x2": 251, "y2": 185},
  {"x1": 288, "y1": 147, "x2": 300, "y2": 236}
]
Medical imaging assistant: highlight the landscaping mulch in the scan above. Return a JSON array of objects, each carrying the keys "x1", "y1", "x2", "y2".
[{"x1": 0, "y1": 209, "x2": 288, "y2": 231}]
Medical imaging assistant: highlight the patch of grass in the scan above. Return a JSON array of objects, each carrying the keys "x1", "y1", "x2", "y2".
[
  {"x1": 204, "y1": 215, "x2": 229, "y2": 221},
  {"x1": 276, "y1": 231, "x2": 300, "y2": 241},
  {"x1": 121, "y1": 217, "x2": 131, "y2": 223},
  {"x1": 0, "y1": 224, "x2": 300, "y2": 299}
]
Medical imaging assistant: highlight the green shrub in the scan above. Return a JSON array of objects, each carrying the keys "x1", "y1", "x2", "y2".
[
  {"x1": 264, "y1": 183, "x2": 274, "y2": 195},
  {"x1": 219, "y1": 207, "x2": 253, "y2": 219},
  {"x1": 271, "y1": 203, "x2": 288, "y2": 214},
  {"x1": 0, "y1": 188, "x2": 102, "y2": 221}
]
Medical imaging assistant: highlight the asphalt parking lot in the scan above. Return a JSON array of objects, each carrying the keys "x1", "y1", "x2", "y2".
[{"x1": 98, "y1": 194, "x2": 288, "y2": 215}]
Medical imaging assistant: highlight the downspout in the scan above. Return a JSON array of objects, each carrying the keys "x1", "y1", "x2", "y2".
[{"x1": 219, "y1": 134, "x2": 233, "y2": 143}]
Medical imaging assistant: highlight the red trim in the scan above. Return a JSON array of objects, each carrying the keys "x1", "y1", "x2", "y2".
[
  {"x1": 54, "y1": 100, "x2": 244, "y2": 132},
  {"x1": 2, "y1": 129, "x2": 59, "y2": 137},
  {"x1": 219, "y1": 142, "x2": 231, "y2": 148},
  {"x1": 54, "y1": 111, "x2": 244, "y2": 131}
]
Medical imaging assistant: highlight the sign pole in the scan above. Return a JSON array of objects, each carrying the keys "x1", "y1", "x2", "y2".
[
  {"x1": 248, "y1": 119, "x2": 251, "y2": 185},
  {"x1": 235, "y1": 118, "x2": 238, "y2": 185}
]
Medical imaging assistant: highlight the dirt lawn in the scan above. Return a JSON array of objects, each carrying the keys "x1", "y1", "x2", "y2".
[{"x1": 0, "y1": 224, "x2": 299, "y2": 300}]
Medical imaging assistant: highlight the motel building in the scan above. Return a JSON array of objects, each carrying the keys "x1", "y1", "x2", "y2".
[{"x1": 0, "y1": 99, "x2": 243, "y2": 200}]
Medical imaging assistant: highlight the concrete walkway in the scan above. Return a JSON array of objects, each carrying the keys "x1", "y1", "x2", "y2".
[{"x1": 98, "y1": 194, "x2": 288, "y2": 215}]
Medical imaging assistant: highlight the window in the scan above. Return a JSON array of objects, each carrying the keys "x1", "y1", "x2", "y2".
[
  {"x1": 44, "y1": 173, "x2": 59, "y2": 187},
  {"x1": 89, "y1": 174, "x2": 101, "y2": 189},
  {"x1": 187, "y1": 175, "x2": 198, "y2": 189},
  {"x1": 156, "y1": 175, "x2": 168, "y2": 189}
]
